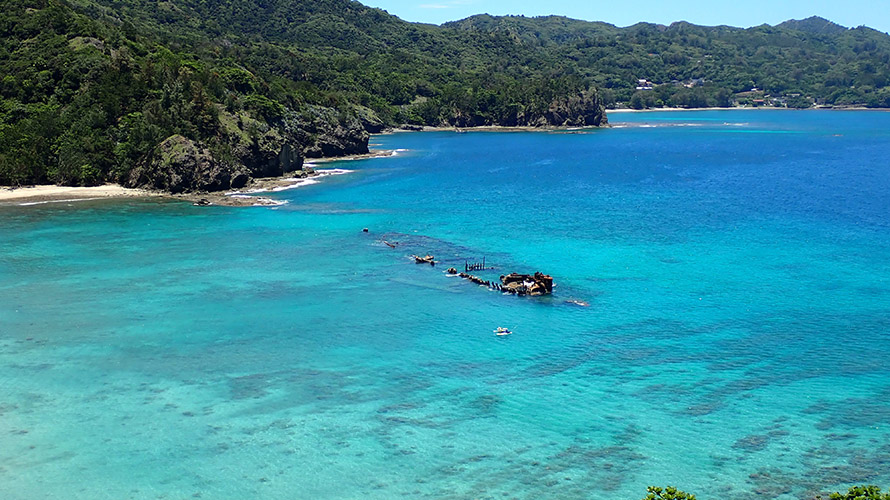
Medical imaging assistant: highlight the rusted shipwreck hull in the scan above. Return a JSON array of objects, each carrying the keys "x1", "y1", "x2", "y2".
[
  {"x1": 446, "y1": 267, "x2": 554, "y2": 297},
  {"x1": 499, "y1": 272, "x2": 553, "y2": 296},
  {"x1": 413, "y1": 254, "x2": 436, "y2": 266}
]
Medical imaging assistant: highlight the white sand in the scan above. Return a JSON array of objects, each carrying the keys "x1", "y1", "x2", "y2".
[{"x1": 0, "y1": 184, "x2": 157, "y2": 204}]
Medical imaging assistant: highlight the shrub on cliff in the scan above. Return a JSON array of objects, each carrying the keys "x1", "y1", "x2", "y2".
[
  {"x1": 827, "y1": 485, "x2": 890, "y2": 500},
  {"x1": 643, "y1": 486, "x2": 697, "y2": 500}
]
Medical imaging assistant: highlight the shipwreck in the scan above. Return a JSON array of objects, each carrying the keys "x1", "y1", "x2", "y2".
[
  {"x1": 499, "y1": 272, "x2": 554, "y2": 296},
  {"x1": 446, "y1": 268, "x2": 554, "y2": 297}
]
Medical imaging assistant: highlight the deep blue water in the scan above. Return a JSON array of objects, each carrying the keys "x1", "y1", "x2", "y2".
[{"x1": 1, "y1": 110, "x2": 889, "y2": 499}]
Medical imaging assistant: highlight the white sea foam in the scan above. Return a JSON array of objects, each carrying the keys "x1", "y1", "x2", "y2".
[
  {"x1": 225, "y1": 188, "x2": 270, "y2": 195},
  {"x1": 314, "y1": 168, "x2": 353, "y2": 175},
  {"x1": 618, "y1": 122, "x2": 716, "y2": 129},
  {"x1": 252, "y1": 198, "x2": 288, "y2": 207},
  {"x1": 226, "y1": 169, "x2": 354, "y2": 197},
  {"x1": 270, "y1": 178, "x2": 320, "y2": 191}
]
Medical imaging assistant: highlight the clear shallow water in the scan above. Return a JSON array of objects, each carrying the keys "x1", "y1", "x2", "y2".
[{"x1": 1, "y1": 110, "x2": 889, "y2": 499}]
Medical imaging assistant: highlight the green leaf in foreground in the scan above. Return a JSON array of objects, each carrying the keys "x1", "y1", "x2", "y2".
[
  {"x1": 827, "y1": 485, "x2": 890, "y2": 500},
  {"x1": 643, "y1": 486, "x2": 697, "y2": 500}
]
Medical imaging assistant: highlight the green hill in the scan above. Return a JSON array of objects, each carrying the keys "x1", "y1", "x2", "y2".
[
  {"x1": 0, "y1": 0, "x2": 605, "y2": 188},
  {"x1": 3, "y1": 0, "x2": 890, "y2": 190},
  {"x1": 444, "y1": 14, "x2": 890, "y2": 109}
]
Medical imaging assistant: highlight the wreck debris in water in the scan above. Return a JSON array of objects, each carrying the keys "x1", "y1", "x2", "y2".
[
  {"x1": 446, "y1": 268, "x2": 554, "y2": 296},
  {"x1": 498, "y1": 272, "x2": 553, "y2": 296},
  {"x1": 413, "y1": 254, "x2": 436, "y2": 266}
]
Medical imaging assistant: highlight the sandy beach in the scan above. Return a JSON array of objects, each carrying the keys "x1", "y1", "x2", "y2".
[
  {"x1": 0, "y1": 150, "x2": 398, "y2": 207},
  {"x1": 0, "y1": 184, "x2": 159, "y2": 205}
]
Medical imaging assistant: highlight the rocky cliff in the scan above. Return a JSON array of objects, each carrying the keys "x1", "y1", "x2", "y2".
[
  {"x1": 124, "y1": 105, "x2": 370, "y2": 194},
  {"x1": 539, "y1": 90, "x2": 608, "y2": 127},
  {"x1": 435, "y1": 89, "x2": 607, "y2": 128},
  {"x1": 124, "y1": 135, "x2": 232, "y2": 194},
  {"x1": 292, "y1": 106, "x2": 371, "y2": 158}
]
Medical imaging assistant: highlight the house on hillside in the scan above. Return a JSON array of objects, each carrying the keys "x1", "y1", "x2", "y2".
[{"x1": 635, "y1": 78, "x2": 654, "y2": 90}]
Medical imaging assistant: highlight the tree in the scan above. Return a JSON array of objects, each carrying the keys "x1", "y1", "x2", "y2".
[
  {"x1": 827, "y1": 486, "x2": 890, "y2": 500},
  {"x1": 643, "y1": 486, "x2": 697, "y2": 500}
]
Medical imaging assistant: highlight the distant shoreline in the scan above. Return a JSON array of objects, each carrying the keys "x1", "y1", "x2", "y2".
[
  {"x1": 383, "y1": 107, "x2": 890, "y2": 134},
  {"x1": 385, "y1": 125, "x2": 603, "y2": 133},
  {"x1": 3, "y1": 104, "x2": 887, "y2": 206},
  {"x1": 608, "y1": 106, "x2": 890, "y2": 113}
]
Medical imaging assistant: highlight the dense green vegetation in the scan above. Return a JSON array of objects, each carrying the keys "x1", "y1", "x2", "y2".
[
  {"x1": 828, "y1": 485, "x2": 890, "y2": 500},
  {"x1": 2, "y1": 0, "x2": 890, "y2": 187},
  {"x1": 445, "y1": 15, "x2": 890, "y2": 109},
  {"x1": 642, "y1": 486, "x2": 697, "y2": 500},
  {"x1": 0, "y1": 0, "x2": 604, "y2": 186},
  {"x1": 642, "y1": 485, "x2": 890, "y2": 500}
]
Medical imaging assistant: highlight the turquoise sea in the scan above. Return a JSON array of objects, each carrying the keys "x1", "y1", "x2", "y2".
[{"x1": 1, "y1": 110, "x2": 889, "y2": 500}]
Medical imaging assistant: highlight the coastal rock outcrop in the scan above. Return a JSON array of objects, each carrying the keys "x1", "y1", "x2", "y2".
[
  {"x1": 234, "y1": 129, "x2": 304, "y2": 179},
  {"x1": 124, "y1": 104, "x2": 370, "y2": 194},
  {"x1": 433, "y1": 88, "x2": 608, "y2": 128},
  {"x1": 218, "y1": 109, "x2": 305, "y2": 179},
  {"x1": 292, "y1": 105, "x2": 370, "y2": 158},
  {"x1": 541, "y1": 90, "x2": 608, "y2": 127},
  {"x1": 124, "y1": 131, "x2": 307, "y2": 194},
  {"x1": 124, "y1": 135, "x2": 235, "y2": 194},
  {"x1": 353, "y1": 105, "x2": 386, "y2": 133}
]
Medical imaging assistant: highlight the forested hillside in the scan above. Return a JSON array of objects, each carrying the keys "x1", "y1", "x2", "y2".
[
  {"x1": 446, "y1": 15, "x2": 890, "y2": 109},
  {"x1": 2, "y1": 0, "x2": 890, "y2": 189},
  {"x1": 0, "y1": 0, "x2": 605, "y2": 187}
]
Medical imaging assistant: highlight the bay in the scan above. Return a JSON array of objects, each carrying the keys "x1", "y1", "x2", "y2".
[{"x1": 1, "y1": 109, "x2": 889, "y2": 499}]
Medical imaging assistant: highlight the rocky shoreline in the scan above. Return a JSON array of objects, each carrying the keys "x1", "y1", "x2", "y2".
[
  {"x1": 178, "y1": 152, "x2": 391, "y2": 207},
  {"x1": 385, "y1": 124, "x2": 607, "y2": 133},
  {"x1": 2, "y1": 95, "x2": 608, "y2": 206},
  {"x1": 0, "y1": 150, "x2": 396, "y2": 207},
  {"x1": 2, "y1": 118, "x2": 611, "y2": 208}
]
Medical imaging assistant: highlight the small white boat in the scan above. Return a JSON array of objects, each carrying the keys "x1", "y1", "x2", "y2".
[{"x1": 494, "y1": 327, "x2": 512, "y2": 336}]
